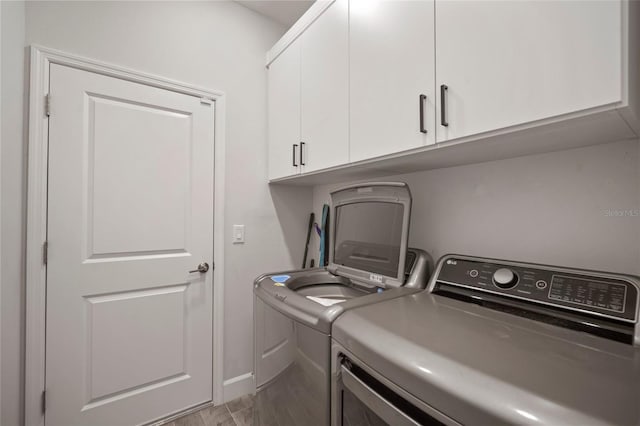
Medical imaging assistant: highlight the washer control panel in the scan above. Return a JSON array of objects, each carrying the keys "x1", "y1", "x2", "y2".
[{"x1": 435, "y1": 256, "x2": 638, "y2": 322}]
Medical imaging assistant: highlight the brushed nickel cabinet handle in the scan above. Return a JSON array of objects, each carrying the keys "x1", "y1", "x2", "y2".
[
  {"x1": 419, "y1": 94, "x2": 427, "y2": 134},
  {"x1": 440, "y1": 85, "x2": 449, "y2": 127}
]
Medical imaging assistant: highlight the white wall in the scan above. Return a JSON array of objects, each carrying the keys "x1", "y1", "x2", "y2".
[
  {"x1": 2, "y1": 2, "x2": 313, "y2": 423},
  {"x1": 313, "y1": 139, "x2": 640, "y2": 276},
  {"x1": 1, "y1": 2, "x2": 27, "y2": 425}
]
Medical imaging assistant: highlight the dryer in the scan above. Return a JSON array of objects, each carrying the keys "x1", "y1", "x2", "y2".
[{"x1": 332, "y1": 254, "x2": 640, "y2": 425}]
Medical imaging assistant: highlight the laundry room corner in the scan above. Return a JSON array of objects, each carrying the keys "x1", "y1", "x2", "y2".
[
  {"x1": 268, "y1": 185, "x2": 315, "y2": 270},
  {"x1": 222, "y1": 183, "x2": 313, "y2": 402}
]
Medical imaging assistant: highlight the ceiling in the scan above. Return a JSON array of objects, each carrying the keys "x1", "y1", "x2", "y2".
[{"x1": 236, "y1": 1, "x2": 315, "y2": 27}]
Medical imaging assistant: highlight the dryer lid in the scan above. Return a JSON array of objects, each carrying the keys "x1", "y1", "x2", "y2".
[{"x1": 328, "y1": 182, "x2": 412, "y2": 288}]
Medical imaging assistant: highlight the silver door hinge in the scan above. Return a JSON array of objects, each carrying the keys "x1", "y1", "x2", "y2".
[
  {"x1": 43, "y1": 241, "x2": 48, "y2": 265},
  {"x1": 45, "y1": 94, "x2": 51, "y2": 117},
  {"x1": 41, "y1": 390, "x2": 46, "y2": 414}
]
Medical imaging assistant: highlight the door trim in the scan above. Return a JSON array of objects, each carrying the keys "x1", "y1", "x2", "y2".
[{"x1": 25, "y1": 45, "x2": 226, "y2": 426}]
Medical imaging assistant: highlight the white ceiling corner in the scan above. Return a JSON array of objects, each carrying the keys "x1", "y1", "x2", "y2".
[{"x1": 236, "y1": 0, "x2": 316, "y2": 27}]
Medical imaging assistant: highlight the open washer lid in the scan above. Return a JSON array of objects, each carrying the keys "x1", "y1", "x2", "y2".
[{"x1": 328, "y1": 182, "x2": 412, "y2": 289}]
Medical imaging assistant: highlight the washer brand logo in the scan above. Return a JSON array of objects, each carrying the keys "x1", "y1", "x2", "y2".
[
  {"x1": 369, "y1": 274, "x2": 383, "y2": 283},
  {"x1": 447, "y1": 260, "x2": 457, "y2": 265}
]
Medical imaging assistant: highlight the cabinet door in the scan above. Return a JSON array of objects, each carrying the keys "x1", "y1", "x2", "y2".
[
  {"x1": 350, "y1": 0, "x2": 435, "y2": 162},
  {"x1": 268, "y1": 41, "x2": 301, "y2": 180},
  {"x1": 435, "y1": 0, "x2": 622, "y2": 143},
  {"x1": 300, "y1": 0, "x2": 349, "y2": 173}
]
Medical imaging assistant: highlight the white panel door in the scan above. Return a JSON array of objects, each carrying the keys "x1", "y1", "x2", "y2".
[
  {"x1": 46, "y1": 64, "x2": 214, "y2": 426},
  {"x1": 350, "y1": 0, "x2": 435, "y2": 162},
  {"x1": 300, "y1": 0, "x2": 349, "y2": 173},
  {"x1": 435, "y1": 0, "x2": 622, "y2": 142},
  {"x1": 268, "y1": 41, "x2": 302, "y2": 180}
]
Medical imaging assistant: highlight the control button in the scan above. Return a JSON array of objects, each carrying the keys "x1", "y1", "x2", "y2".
[
  {"x1": 493, "y1": 268, "x2": 518, "y2": 289},
  {"x1": 469, "y1": 269, "x2": 479, "y2": 278},
  {"x1": 535, "y1": 280, "x2": 548, "y2": 290}
]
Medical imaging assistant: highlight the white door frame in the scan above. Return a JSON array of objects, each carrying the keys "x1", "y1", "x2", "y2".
[{"x1": 25, "y1": 45, "x2": 226, "y2": 426}]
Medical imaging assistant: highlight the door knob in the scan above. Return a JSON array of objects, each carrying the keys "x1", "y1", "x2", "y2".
[{"x1": 189, "y1": 262, "x2": 210, "y2": 273}]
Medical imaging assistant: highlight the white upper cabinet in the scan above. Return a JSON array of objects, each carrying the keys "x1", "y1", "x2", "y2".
[
  {"x1": 268, "y1": 40, "x2": 301, "y2": 180},
  {"x1": 435, "y1": 0, "x2": 622, "y2": 142},
  {"x1": 350, "y1": 0, "x2": 436, "y2": 162},
  {"x1": 300, "y1": 0, "x2": 349, "y2": 173},
  {"x1": 266, "y1": 0, "x2": 638, "y2": 183}
]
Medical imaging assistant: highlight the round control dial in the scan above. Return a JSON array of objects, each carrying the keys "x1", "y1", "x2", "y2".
[{"x1": 493, "y1": 268, "x2": 518, "y2": 289}]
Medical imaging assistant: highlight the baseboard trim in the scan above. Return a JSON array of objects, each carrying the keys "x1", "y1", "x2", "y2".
[{"x1": 223, "y1": 372, "x2": 255, "y2": 403}]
